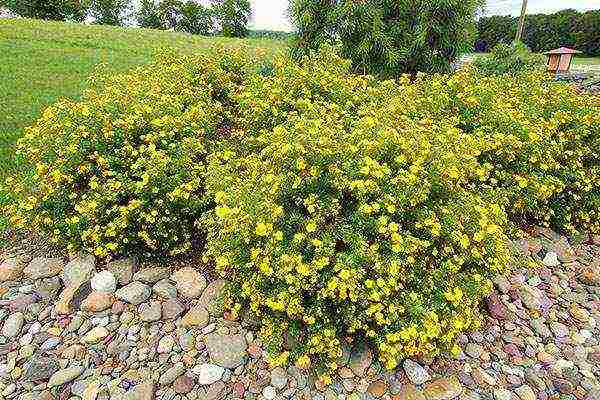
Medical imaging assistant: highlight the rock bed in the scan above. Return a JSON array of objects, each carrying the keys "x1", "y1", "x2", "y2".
[{"x1": 0, "y1": 228, "x2": 598, "y2": 400}]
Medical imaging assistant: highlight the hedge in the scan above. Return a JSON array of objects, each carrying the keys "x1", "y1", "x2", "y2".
[{"x1": 476, "y1": 9, "x2": 600, "y2": 56}]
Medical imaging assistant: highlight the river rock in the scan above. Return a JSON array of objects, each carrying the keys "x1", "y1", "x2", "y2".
[
  {"x1": 115, "y1": 282, "x2": 151, "y2": 305},
  {"x1": 172, "y1": 267, "x2": 207, "y2": 299}
]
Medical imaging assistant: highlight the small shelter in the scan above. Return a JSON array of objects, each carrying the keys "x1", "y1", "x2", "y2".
[{"x1": 544, "y1": 47, "x2": 581, "y2": 74}]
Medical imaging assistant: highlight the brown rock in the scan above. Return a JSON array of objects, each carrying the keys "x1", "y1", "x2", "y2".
[
  {"x1": 422, "y1": 376, "x2": 463, "y2": 400},
  {"x1": 198, "y1": 279, "x2": 226, "y2": 314},
  {"x1": 368, "y1": 380, "x2": 387, "y2": 398},
  {"x1": 172, "y1": 267, "x2": 207, "y2": 299},
  {"x1": 81, "y1": 292, "x2": 115, "y2": 312},
  {"x1": 0, "y1": 258, "x2": 26, "y2": 281},
  {"x1": 125, "y1": 382, "x2": 155, "y2": 400},
  {"x1": 173, "y1": 375, "x2": 195, "y2": 394},
  {"x1": 23, "y1": 257, "x2": 63, "y2": 280},
  {"x1": 393, "y1": 384, "x2": 426, "y2": 400},
  {"x1": 182, "y1": 305, "x2": 209, "y2": 328}
]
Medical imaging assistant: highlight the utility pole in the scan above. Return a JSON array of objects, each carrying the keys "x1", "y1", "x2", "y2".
[{"x1": 515, "y1": 0, "x2": 528, "y2": 42}]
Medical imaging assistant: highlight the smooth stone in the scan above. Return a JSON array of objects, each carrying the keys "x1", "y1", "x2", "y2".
[
  {"x1": 0, "y1": 258, "x2": 26, "y2": 281},
  {"x1": 205, "y1": 332, "x2": 247, "y2": 369},
  {"x1": 403, "y1": 359, "x2": 431, "y2": 385},
  {"x1": 81, "y1": 292, "x2": 115, "y2": 312},
  {"x1": 159, "y1": 362, "x2": 185, "y2": 385},
  {"x1": 81, "y1": 326, "x2": 109, "y2": 344},
  {"x1": 2, "y1": 312, "x2": 24, "y2": 337},
  {"x1": 62, "y1": 254, "x2": 95, "y2": 286},
  {"x1": 115, "y1": 282, "x2": 151, "y2": 305},
  {"x1": 192, "y1": 363, "x2": 225, "y2": 385},
  {"x1": 162, "y1": 298, "x2": 185, "y2": 319},
  {"x1": 171, "y1": 267, "x2": 207, "y2": 299},
  {"x1": 35, "y1": 276, "x2": 62, "y2": 300},
  {"x1": 543, "y1": 252, "x2": 560, "y2": 267},
  {"x1": 270, "y1": 366, "x2": 288, "y2": 390},
  {"x1": 182, "y1": 305, "x2": 210, "y2": 328},
  {"x1": 152, "y1": 280, "x2": 178, "y2": 299},
  {"x1": 349, "y1": 346, "x2": 373, "y2": 377},
  {"x1": 90, "y1": 270, "x2": 117, "y2": 293},
  {"x1": 133, "y1": 267, "x2": 170, "y2": 284},
  {"x1": 139, "y1": 301, "x2": 162, "y2": 322},
  {"x1": 48, "y1": 366, "x2": 85, "y2": 387},
  {"x1": 422, "y1": 377, "x2": 463, "y2": 400},
  {"x1": 24, "y1": 356, "x2": 60, "y2": 382},
  {"x1": 106, "y1": 258, "x2": 137, "y2": 286},
  {"x1": 23, "y1": 257, "x2": 63, "y2": 280}
]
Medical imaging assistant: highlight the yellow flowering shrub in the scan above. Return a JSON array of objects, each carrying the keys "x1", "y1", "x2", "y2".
[
  {"x1": 7, "y1": 50, "x2": 248, "y2": 258},
  {"x1": 202, "y1": 51, "x2": 599, "y2": 374},
  {"x1": 7, "y1": 48, "x2": 599, "y2": 373}
]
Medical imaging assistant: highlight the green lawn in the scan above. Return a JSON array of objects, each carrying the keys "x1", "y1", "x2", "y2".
[
  {"x1": 572, "y1": 56, "x2": 600, "y2": 66},
  {"x1": 0, "y1": 18, "x2": 285, "y2": 231}
]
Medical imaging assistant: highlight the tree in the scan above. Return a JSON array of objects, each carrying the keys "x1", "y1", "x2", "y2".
[
  {"x1": 137, "y1": 0, "x2": 164, "y2": 29},
  {"x1": 177, "y1": 1, "x2": 214, "y2": 35},
  {"x1": 290, "y1": 0, "x2": 485, "y2": 77},
  {"x1": 212, "y1": 0, "x2": 251, "y2": 37},
  {"x1": 89, "y1": 0, "x2": 131, "y2": 26},
  {"x1": 1, "y1": 0, "x2": 90, "y2": 21}
]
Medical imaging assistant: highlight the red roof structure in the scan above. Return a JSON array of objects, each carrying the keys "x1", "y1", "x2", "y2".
[{"x1": 544, "y1": 47, "x2": 582, "y2": 55}]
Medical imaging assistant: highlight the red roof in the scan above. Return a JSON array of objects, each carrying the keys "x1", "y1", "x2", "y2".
[{"x1": 544, "y1": 47, "x2": 582, "y2": 55}]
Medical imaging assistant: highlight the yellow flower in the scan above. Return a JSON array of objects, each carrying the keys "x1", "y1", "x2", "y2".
[{"x1": 255, "y1": 222, "x2": 269, "y2": 236}]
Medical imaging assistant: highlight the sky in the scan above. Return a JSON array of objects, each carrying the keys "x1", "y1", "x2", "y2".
[{"x1": 248, "y1": 0, "x2": 599, "y2": 32}]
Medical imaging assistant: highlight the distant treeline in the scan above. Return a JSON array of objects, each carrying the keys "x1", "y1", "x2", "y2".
[{"x1": 477, "y1": 9, "x2": 600, "y2": 56}]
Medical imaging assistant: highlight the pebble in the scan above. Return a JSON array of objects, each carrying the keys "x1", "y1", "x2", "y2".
[
  {"x1": 403, "y1": 359, "x2": 431, "y2": 385},
  {"x1": 1, "y1": 312, "x2": 24, "y2": 337},
  {"x1": 193, "y1": 363, "x2": 225, "y2": 385}
]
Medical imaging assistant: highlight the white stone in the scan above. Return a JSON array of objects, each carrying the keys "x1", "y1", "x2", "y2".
[
  {"x1": 192, "y1": 363, "x2": 225, "y2": 385},
  {"x1": 91, "y1": 270, "x2": 117, "y2": 293},
  {"x1": 263, "y1": 386, "x2": 277, "y2": 400},
  {"x1": 543, "y1": 251, "x2": 560, "y2": 267}
]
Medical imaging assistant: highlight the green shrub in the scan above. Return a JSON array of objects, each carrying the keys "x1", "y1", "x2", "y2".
[
  {"x1": 290, "y1": 0, "x2": 484, "y2": 76},
  {"x1": 6, "y1": 50, "x2": 248, "y2": 259},
  {"x1": 473, "y1": 41, "x2": 545, "y2": 76}
]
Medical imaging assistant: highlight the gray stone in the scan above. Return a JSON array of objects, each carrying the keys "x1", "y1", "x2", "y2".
[
  {"x1": 24, "y1": 356, "x2": 59, "y2": 382},
  {"x1": 23, "y1": 257, "x2": 63, "y2": 280},
  {"x1": 270, "y1": 367, "x2": 288, "y2": 389},
  {"x1": 133, "y1": 267, "x2": 170, "y2": 284},
  {"x1": 91, "y1": 270, "x2": 117, "y2": 293},
  {"x1": 115, "y1": 282, "x2": 151, "y2": 305},
  {"x1": 152, "y1": 280, "x2": 178, "y2": 299},
  {"x1": 2, "y1": 312, "x2": 24, "y2": 337},
  {"x1": 192, "y1": 363, "x2": 225, "y2": 385},
  {"x1": 139, "y1": 301, "x2": 162, "y2": 322},
  {"x1": 48, "y1": 366, "x2": 85, "y2": 387},
  {"x1": 403, "y1": 359, "x2": 431, "y2": 385},
  {"x1": 34, "y1": 276, "x2": 62, "y2": 300},
  {"x1": 205, "y1": 332, "x2": 247, "y2": 368},
  {"x1": 159, "y1": 362, "x2": 185, "y2": 385},
  {"x1": 107, "y1": 258, "x2": 137, "y2": 286},
  {"x1": 162, "y1": 298, "x2": 185, "y2": 319},
  {"x1": 62, "y1": 254, "x2": 95, "y2": 286}
]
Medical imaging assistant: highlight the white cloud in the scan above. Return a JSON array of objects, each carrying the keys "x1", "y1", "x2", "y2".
[{"x1": 485, "y1": 0, "x2": 599, "y2": 16}]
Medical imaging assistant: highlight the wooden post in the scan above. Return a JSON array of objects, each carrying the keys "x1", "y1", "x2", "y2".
[{"x1": 515, "y1": 0, "x2": 528, "y2": 42}]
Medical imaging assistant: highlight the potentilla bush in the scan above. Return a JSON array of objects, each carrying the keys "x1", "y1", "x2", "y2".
[
  {"x1": 7, "y1": 50, "x2": 248, "y2": 258},
  {"x1": 202, "y1": 52, "x2": 599, "y2": 377},
  {"x1": 406, "y1": 69, "x2": 600, "y2": 233},
  {"x1": 203, "y1": 55, "x2": 513, "y2": 378}
]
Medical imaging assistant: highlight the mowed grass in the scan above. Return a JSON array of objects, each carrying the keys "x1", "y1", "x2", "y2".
[
  {"x1": 572, "y1": 56, "x2": 600, "y2": 66},
  {"x1": 0, "y1": 18, "x2": 285, "y2": 231}
]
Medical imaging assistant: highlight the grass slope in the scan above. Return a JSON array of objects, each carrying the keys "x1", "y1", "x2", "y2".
[{"x1": 0, "y1": 18, "x2": 285, "y2": 231}]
